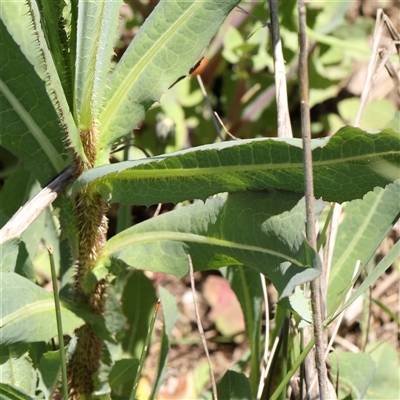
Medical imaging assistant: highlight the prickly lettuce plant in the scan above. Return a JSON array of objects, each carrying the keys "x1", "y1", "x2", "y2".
[
  {"x1": 0, "y1": 1, "x2": 399, "y2": 399},
  {"x1": 2, "y1": 1, "x2": 243, "y2": 397}
]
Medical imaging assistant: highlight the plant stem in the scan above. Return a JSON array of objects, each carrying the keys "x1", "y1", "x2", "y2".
[
  {"x1": 48, "y1": 246, "x2": 68, "y2": 400},
  {"x1": 267, "y1": 0, "x2": 293, "y2": 138},
  {"x1": 189, "y1": 255, "x2": 218, "y2": 400},
  {"x1": 297, "y1": 1, "x2": 329, "y2": 399}
]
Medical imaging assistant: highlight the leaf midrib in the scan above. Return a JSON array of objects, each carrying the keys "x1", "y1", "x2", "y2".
[
  {"x1": 104, "y1": 231, "x2": 303, "y2": 267},
  {"x1": 1, "y1": 298, "x2": 54, "y2": 327},
  {"x1": 94, "y1": 153, "x2": 395, "y2": 181},
  {"x1": 98, "y1": 2, "x2": 199, "y2": 140}
]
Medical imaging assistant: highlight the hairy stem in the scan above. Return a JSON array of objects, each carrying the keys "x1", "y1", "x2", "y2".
[{"x1": 67, "y1": 128, "x2": 109, "y2": 399}]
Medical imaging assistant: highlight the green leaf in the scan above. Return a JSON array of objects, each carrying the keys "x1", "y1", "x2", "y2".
[
  {"x1": 0, "y1": 239, "x2": 20, "y2": 273},
  {"x1": 327, "y1": 180, "x2": 400, "y2": 313},
  {"x1": 121, "y1": 272, "x2": 157, "y2": 359},
  {"x1": 96, "y1": 0, "x2": 241, "y2": 162},
  {"x1": 108, "y1": 359, "x2": 139, "y2": 390},
  {"x1": 35, "y1": 0, "x2": 72, "y2": 108},
  {"x1": 159, "y1": 286, "x2": 178, "y2": 338},
  {"x1": 0, "y1": 2, "x2": 45, "y2": 79},
  {"x1": 75, "y1": 0, "x2": 122, "y2": 131},
  {"x1": 37, "y1": 350, "x2": 61, "y2": 400},
  {"x1": 0, "y1": 383, "x2": 34, "y2": 400},
  {"x1": 0, "y1": 19, "x2": 66, "y2": 184},
  {"x1": 0, "y1": 344, "x2": 36, "y2": 397},
  {"x1": 329, "y1": 239, "x2": 400, "y2": 324},
  {"x1": 223, "y1": 266, "x2": 262, "y2": 396},
  {"x1": 217, "y1": 370, "x2": 253, "y2": 400},
  {"x1": 0, "y1": 273, "x2": 90, "y2": 345},
  {"x1": 365, "y1": 342, "x2": 400, "y2": 399},
  {"x1": 26, "y1": 0, "x2": 87, "y2": 164},
  {"x1": 150, "y1": 287, "x2": 178, "y2": 397},
  {"x1": 329, "y1": 351, "x2": 375, "y2": 400},
  {"x1": 72, "y1": 127, "x2": 400, "y2": 206},
  {"x1": 338, "y1": 98, "x2": 397, "y2": 131},
  {"x1": 93, "y1": 191, "x2": 323, "y2": 299}
]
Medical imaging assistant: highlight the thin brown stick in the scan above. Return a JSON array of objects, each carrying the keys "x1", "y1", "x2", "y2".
[
  {"x1": 214, "y1": 112, "x2": 240, "y2": 141},
  {"x1": 0, "y1": 166, "x2": 74, "y2": 243},
  {"x1": 197, "y1": 75, "x2": 223, "y2": 141},
  {"x1": 267, "y1": 0, "x2": 293, "y2": 138},
  {"x1": 354, "y1": 9, "x2": 385, "y2": 127},
  {"x1": 188, "y1": 255, "x2": 218, "y2": 400},
  {"x1": 298, "y1": 1, "x2": 329, "y2": 399}
]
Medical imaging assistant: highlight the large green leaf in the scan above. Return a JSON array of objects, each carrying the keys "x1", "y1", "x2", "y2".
[
  {"x1": 36, "y1": 349, "x2": 62, "y2": 400},
  {"x1": 0, "y1": 273, "x2": 94, "y2": 345},
  {"x1": 0, "y1": 344, "x2": 36, "y2": 397},
  {"x1": 150, "y1": 287, "x2": 178, "y2": 398},
  {"x1": 0, "y1": 19, "x2": 66, "y2": 184},
  {"x1": 96, "y1": 0, "x2": 241, "y2": 163},
  {"x1": 0, "y1": 383, "x2": 34, "y2": 400},
  {"x1": 328, "y1": 239, "x2": 400, "y2": 325},
  {"x1": 120, "y1": 272, "x2": 157, "y2": 359},
  {"x1": 223, "y1": 266, "x2": 262, "y2": 396},
  {"x1": 26, "y1": 0, "x2": 87, "y2": 163},
  {"x1": 35, "y1": 0, "x2": 72, "y2": 108},
  {"x1": 0, "y1": 2, "x2": 45, "y2": 79},
  {"x1": 329, "y1": 352, "x2": 375, "y2": 400},
  {"x1": 365, "y1": 342, "x2": 400, "y2": 400},
  {"x1": 327, "y1": 180, "x2": 400, "y2": 313},
  {"x1": 72, "y1": 127, "x2": 400, "y2": 206},
  {"x1": 91, "y1": 191, "x2": 323, "y2": 299},
  {"x1": 217, "y1": 370, "x2": 253, "y2": 400},
  {"x1": 75, "y1": 0, "x2": 122, "y2": 131}
]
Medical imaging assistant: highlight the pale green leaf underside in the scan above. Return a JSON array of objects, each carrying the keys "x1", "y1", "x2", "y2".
[
  {"x1": 96, "y1": 0, "x2": 241, "y2": 161},
  {"x1": 94, "y1": 191, "x2": 323, "y2": 298},
  {"x1": 329, "y1": 239, "x2": 400, "y2": 324},
  {"x1": 329, "y1": 352, "x2": 375, "y2": 399},
  {"x1": 75, "y1": 0, "x2": 121, "y2": 130},
  {"x1": 327, "y1": 180, "x2": 400, "y2": 312},
  {"x1": 0, "y1": 273, "x2": 90, "y2": 345},
  {"x1": 72, "y1": 127, "x2": 400, "y2": 206}
]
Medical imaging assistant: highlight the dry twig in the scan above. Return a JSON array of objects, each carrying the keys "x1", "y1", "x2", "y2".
[
  {"x1": 188, "y1": 255, "x2": 218, "y2": 400},
  {"x1": 267, "y1": 0, "x2": 293, "y2": 138},
  {"x1": 298, "y1": 1, "x2": 329, "y2": 399},
  {"x1": 0, "y1": 166, "x2": 74, "y2": 243}
]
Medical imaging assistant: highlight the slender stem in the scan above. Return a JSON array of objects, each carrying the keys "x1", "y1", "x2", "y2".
[
  {"x1": 188, "y1": 255, "x2": 218, "y2": 400},
  {"x1": 197, "y1": 75, "x2": 223, "y2": 141},
  {"x1": 48, "y1": 246, "x2": 68, "y2": 400},
  {"x1": 267, "y1": 0, "x2": 293, "y2": 138},
  {"x1": 130, "y1": 299, "x2": 161, "y2": 400},
  {"x1": 297, "y1": 1, "x2": 329, "y2": 399}
]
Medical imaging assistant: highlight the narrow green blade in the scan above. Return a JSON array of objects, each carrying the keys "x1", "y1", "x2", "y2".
[
  {"x1": 96, "y1": 0, "x2": 241, "y2": 162},
  {"x1": 74, "y1": 0, "x2": 122, "y2": 131}
]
